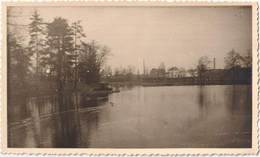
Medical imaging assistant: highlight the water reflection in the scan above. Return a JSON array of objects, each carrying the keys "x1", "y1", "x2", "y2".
[
  {"x1": 8, "y1": 85, "x2": 252, "y2": 148},
  {"x1": 224, "y1": 85, "x2": 252, "y2": 117},
  {"x1": 198, "y1": 86, "x2": 209, "y2": 118},
  {"x1": 51, "y1": 109, "x2": 82, "y2": 147},
  {"x1": 8, "y1": 91, "x2": 107, "y2": 148}
]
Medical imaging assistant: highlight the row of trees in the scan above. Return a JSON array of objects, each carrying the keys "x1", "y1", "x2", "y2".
[
  {"x1": 196, "y1": 49, "x2": 252, "y2": 83},
  {"x1": 100, "y1": 48, "x2": 252, "y2": 82},
  {"x1": 8, "y1": 9, "x2": 110, "y2": 90},
  {"x1": 100, "y1": 49, "x2": 252, "y2": 84}
]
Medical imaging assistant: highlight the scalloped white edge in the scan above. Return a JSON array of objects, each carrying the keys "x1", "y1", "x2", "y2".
[{"x1": 0, "y1": 1, "x2": 258, "y2": 155}]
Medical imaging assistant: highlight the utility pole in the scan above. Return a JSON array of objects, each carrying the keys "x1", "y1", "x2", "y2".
[
  {"x1": 213, "y1": 58, "x2": 216, "y2": 69},
  {"x1": 143, "y1": 59, "x2": 146, "y2": 74}
]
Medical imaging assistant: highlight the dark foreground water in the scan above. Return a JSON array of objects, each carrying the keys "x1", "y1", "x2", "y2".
[{"x1": 8, "y1": 85, "x2": 252, "y2": 148}]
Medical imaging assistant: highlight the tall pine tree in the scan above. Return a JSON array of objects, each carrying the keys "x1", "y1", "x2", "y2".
[
  {"x1": 43, "y1": 17, "x2": 74, "y2": 91},
  {"x1": 9, "y1": 35, "x2": 33, "y2": 88},
  {"x1": 71, "y1": 20, "x2": 86, "y2": 89},
  {"x1": 28, "y1": 9, "x2": 45, "y2": 78}
]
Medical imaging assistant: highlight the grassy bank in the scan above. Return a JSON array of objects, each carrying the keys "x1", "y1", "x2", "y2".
[
  {"x1": 109, "y1": 80, "x2": 251, "y2": 87},
  {"x1": 8, "y1": 82, "x2": 101, "y2": 96},
  {"x1": 8, "y1": 78, "x2": 251, "y2": 96}
]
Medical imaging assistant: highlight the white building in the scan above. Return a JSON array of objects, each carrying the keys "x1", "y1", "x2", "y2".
[{"x1": 167, "y1": 67, "x2": 186, "y2": 78}]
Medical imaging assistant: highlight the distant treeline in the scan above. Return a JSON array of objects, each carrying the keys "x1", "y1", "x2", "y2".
[
  {"x1": 101, "y1": 49, "x2": 252, "y2": 86},
  {"x1": 102, "y1": 67, "x2": 251, "y2": 86}
]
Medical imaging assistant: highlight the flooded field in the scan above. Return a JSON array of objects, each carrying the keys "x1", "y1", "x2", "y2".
[{"x1": 8, "y1": 85, "x2": 252, "y2": 148}]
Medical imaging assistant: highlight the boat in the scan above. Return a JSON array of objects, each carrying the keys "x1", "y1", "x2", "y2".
[
  {"x1": 93, "y1": 82, "x2": 113, "y2": 91},
  {"x1": 86, "y1": 95, "x2": 108, "y2": 101}
]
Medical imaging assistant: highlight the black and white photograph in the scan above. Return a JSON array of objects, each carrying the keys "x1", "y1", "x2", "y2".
[{"x1": 2, "y1": 2, "x2": 258, "y2": 154}]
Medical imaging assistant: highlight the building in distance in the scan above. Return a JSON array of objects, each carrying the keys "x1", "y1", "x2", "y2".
[{"x1": 166, "y1": 67, "x2": 186, "y2": 78}]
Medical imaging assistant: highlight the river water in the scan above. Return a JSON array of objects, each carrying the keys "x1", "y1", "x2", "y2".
[{"x1": 8, "y1": 85, "x2": 252, "y2": 148}]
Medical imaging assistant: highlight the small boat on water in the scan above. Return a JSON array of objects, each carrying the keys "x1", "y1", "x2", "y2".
[
  {"x1": 86, "y1": 96, "x2": 108, "y2": 101},
  {"x1": 84, "y1": 82, "x2": 119, "y2": 101},
  {"x1": 93, "y1": 82, "x2": 113, "y2": 91}
]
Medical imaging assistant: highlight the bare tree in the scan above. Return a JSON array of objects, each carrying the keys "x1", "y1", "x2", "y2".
[
  {"x1": 188, "y1": 68, "x2": 197, "y2": 77},
  {"x1": 224, "y1": 49, "x2": 243, "y2": 84},
  {"x1": 127, "y1": 65, "x2": 136, "y2": 74},
  {"x1": 197, "y1": 56, "x2": 211, "y2": 84},
  {"x1": 224, "y1": 49, "x2": 242, "y2": 69},
  {"x1": 78, "y1": 41, "x2": 110, "y2": 84},
  {"x1": 241, "y1": 50, "x2": 252, "y2": 68}
]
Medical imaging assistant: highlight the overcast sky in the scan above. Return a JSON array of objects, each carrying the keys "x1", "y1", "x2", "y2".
[{"x1": 9, "y1": 6, "x2": 252, "y2": 72}]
